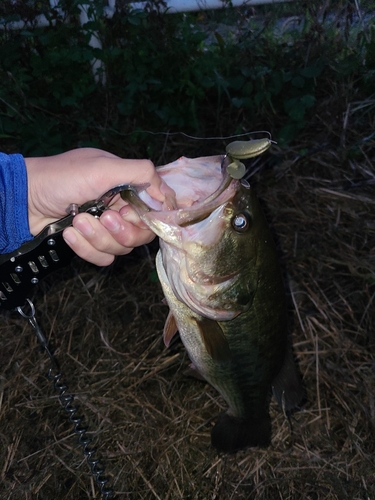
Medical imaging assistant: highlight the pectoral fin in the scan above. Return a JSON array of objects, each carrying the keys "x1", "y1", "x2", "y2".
[
  {"x1": 163, "y1": 311, "x2": 179, "y2": 347},
  {"x1": 195, "y1": 317, "x2": 232, "y2": 362}
]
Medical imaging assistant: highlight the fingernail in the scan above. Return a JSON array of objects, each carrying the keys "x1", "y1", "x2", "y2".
[
  {"x1": 63, "y1": 228, "x2": 77, "y2": 245},
  {"x1": 102, "y1": 214, "x2": 120, "y2": 232},
  {"x1": 74, "y1": 217, "x2": 94, "y2": 237}
]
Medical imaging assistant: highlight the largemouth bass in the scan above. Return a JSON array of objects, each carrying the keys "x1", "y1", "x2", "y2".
[{"x1": 122, "y1": 148, "x2": 303, "y2": 453}]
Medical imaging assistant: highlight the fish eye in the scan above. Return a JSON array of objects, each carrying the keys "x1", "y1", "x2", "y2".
[{"x1": 231, "y1": 213, "x2": 250, "y2": 232}]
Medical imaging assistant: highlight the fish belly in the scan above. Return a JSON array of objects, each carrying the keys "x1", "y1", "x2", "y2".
[{"x1": 156, "y1": 251, "x2": 288, "y2": 452}]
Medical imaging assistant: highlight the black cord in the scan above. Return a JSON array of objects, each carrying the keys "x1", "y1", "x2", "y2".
[
  {"x1": 18, "y1": 300, "x2": 115, "y2": 499},
  {"x1": 47, "y1": 367, "x2": 115, "y2": 499}
]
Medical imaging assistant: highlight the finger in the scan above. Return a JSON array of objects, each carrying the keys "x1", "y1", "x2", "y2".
[
  {"x1": 100, "y1": 210, "x2": 155, "y2": 247},
  {"x1": 118, "y1": 205, "x2": 149, "y2": 228},
  {"x1": 68, "y1": 214, "x2": 133, "y2": 265},
  {"x1": 106, "y1": 158, "x2": 175, "y2": 205},
  {"x1": 63, "y1": 227, "x2": 120, "y2": 266},
  {"x1": 73, "y1": 214, "x2": 137, "y2": 255},
  {"x1": 93, "y1": 158, "x2": 166, "y2": 204},
  {"x1": 63, "y1": 211, "x2": 155, "y2": 266},
  {"x1": 146, "y1": 176, "x2": 176, "y2": 204}
]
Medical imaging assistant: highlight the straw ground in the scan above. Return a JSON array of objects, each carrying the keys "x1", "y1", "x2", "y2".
[{"x1": 1, "y1": 92, "x2": 374, "y2": 499}]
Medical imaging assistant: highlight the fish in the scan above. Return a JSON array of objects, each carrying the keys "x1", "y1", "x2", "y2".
[{"x1": 122, "y1": 148, "x2": 303, "y2": 453}]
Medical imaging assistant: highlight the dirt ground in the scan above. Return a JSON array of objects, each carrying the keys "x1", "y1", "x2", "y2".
[{"x1": 1, "y1": 105, "x2": 375, "y2": 498}]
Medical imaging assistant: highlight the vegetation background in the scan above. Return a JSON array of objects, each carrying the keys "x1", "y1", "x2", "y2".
[{"x1": 0, "y1": 1, "x2": 374, "y2": 499}]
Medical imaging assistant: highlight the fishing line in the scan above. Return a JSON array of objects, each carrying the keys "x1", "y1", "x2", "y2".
[{"x1": 98, "y1": 128, "x2": 272, "y2": 142}]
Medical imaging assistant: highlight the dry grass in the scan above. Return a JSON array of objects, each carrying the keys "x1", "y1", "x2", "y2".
[{"x1": 1, "y1": 99, "x2": 375, "y2": 498}]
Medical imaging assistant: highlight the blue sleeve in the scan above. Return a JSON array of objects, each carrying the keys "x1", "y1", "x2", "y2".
[{"x1": 0, "y1": 152, "x2": 33, "y2": 254}]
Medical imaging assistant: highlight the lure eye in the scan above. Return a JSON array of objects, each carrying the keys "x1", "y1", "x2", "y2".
[{"x1": 232, "y1": 213, "x2": 250, "y2": 232}]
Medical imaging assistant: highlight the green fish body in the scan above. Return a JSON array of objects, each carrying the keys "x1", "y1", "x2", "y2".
[{"x1": 123, "y1": 155, "x2": 303, "y2": 452}]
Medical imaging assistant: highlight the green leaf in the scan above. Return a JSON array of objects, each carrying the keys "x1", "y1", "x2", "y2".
[
  {"x1": 300, "y1": 65, "x2": 323, "y2": 78},
  {"x1": 300, "y1": 94, "x2": 315, "y2": 108},
  {"x1": 291, "y1": 75, "x2": 305, "y2": 88},
  {"x1": 231, "y1": 97, "x2": 243, "y2": 108}
]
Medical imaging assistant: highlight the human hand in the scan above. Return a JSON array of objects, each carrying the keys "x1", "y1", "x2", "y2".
[{"x1": 25, "y1": 148, "x2": 175, "y2": 266}]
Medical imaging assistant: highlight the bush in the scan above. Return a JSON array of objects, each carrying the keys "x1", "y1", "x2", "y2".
[{"x1": 0, "y1": 0, "x2": 373, "y2": 156}]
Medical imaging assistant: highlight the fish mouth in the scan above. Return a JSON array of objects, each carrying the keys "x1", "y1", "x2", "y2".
[
  {"x1": 120, "y1": 137, "x2": 271, "y2": 232},
  {"x1": 121, "y1": 155, "x2": 238, "y2": 227},
  {"x1": 176, "y1": 173, "x2": 234, "y2": 227}
]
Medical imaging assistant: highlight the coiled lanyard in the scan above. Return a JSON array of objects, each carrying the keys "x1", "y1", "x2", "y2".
[{"x1": 0, "y1": 183, "x2": 148, "y2": 499}]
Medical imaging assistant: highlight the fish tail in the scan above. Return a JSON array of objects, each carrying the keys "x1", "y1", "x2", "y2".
[
  {"x1": 272, "y1": 346, "x2": 305, "y2": 413},
  {"x1": 211, "y1": 413, "x2": 271, "y2": 453}
]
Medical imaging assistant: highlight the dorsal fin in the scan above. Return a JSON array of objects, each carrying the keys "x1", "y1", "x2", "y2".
[
  {"x1": 195, "y1": 317, "x2": 232, "y2": 362},
  {"x1": 163, "y1": 311, "x2": 179, "y2": 347}
]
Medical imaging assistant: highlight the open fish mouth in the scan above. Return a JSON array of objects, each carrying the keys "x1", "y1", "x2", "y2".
[
  {"x1": 121, "y1": 155, "x2": 239, "y2": 227},
  {"x1": 174, "y1": 170, "x2": 236, "y2": 228},
  {"x1": 120, "y1": 137, "x2": 272, "y2": 226}
]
